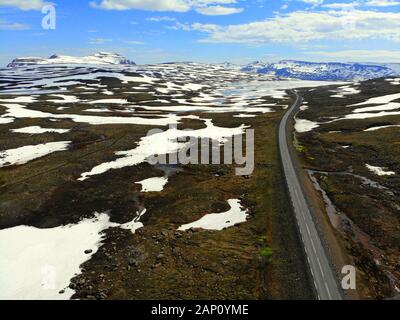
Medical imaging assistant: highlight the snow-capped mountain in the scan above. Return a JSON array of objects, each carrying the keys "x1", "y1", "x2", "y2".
[
  {"x1": 6, "y1": 53, "x2": 398, "y2": 81},
  {"x1": 367, "y1": 63, "x2": 400, "y2": 74},
  {"x1": 241, "y1": 61, "x2": 267, "y2": 73},
  {"x1": 216, "y1": 62, "x2": 242, "y2": 70},
  {"x1": 242, "y1": 60, "x2": 397, "y2": 81},
  {"x1": 7, "y1": 52, "x2": 136, "y2": 68}
]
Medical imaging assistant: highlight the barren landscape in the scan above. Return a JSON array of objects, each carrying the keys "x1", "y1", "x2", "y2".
[
  {"x1": 295, "y1": 79, "x2": 400, "y2": 299},
  {"x1": 0, "y1": 63, "x2": 323, "y2": 299},
  {"x1": 2, "y1": 0, "x2": 400, "y2": 305},
  {"x1": 0, "y1": 57, "x2": 399, "y2": 301}
]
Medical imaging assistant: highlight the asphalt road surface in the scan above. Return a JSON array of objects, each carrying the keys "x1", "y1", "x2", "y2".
[{"x1": 279, "y1": 90, "x2": 343, "y2": 300}]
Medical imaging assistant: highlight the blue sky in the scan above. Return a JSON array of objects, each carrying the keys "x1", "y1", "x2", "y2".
[{"x1": 1, "y1": 0, "x2": 400, "y2": 66}]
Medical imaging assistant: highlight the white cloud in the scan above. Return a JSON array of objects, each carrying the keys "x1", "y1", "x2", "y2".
[
  {"x1": 0, "y1": 19, "x2": 29, "y2": 30},
  {"x1": 323, "y1": 2, "x2": 361, "y2": 9},
  {"x1": 177, "y1": 10, "x2": 400, "y2": 44},
  {"x1": 324, "y1": 0, "x2": 400, "y2": 8},
  {"x1": 89, "y1": 38, "x2": 113, "y2": 44},
  {"x1": 188, "y1": 0, "x2": 238, "y2": 5},
  {"x1": 90, "y1": 0, "x2": 188, "y2": 11},
  {"x1": 147, "y1": 16, "x2": 176, "y2": 22},
  {"x1": 90, "y1": 0, "x2": 244, "y2": 15},
  {"x1": 0, "y1": 0, "x2": 50, "y2": 10},
  {"x1": 191, "y1": 22, "x2": 221, "y2": 32},
  {"x1": 306, "y1": 50, "x2": 400, "y2": 62},
  {"x1": 300, "y1": 0, "x2": 324, "y2": 4},
  {"x1": 195, "y1": 5, "x2": 243, "y2": 15},
  {"x1": 364, "y1": 0, "x2": 400, "y2": 6},
  {"x1": 124, "y1": 40, "x2": 145, "y2": 45}
]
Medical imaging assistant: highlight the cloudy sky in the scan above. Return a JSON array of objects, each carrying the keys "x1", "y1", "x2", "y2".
[{"x1": 0, "y1": 0, "x2": 400, "y2": 66}]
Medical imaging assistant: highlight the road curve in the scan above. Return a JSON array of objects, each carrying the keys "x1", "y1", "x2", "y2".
[{"x1": 279, "y1": 90, "x2": 343, "y2": 300}]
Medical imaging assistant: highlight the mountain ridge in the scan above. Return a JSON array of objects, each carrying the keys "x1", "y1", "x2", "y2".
[
  {"x1": 7, "y1": 52, "x2": 136, "y2": 68},
  {"x1": 6, "y1": 53, "x2": 399, "y2": 81},
  {"x1": 241, "y1": 60, "x2": 397, "y2": 81}
]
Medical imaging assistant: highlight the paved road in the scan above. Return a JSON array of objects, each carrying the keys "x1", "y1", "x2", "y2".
[{"x1": 279, "y1": 90, "x2": 342, "y2": 300}]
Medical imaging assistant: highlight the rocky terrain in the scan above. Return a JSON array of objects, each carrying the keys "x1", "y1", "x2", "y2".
[
  {"x1": 0, "y1": 62, "x2": 328, "y2": 300},
  {"x1": 243, "y1": 60, "x2": 397, "y2": 81},
  {"x1": 7, "y1": 52, "x2": 136, "y2": 68},
  {"x1": 2, "y1": 55, "x2": 398, "y2": 300},
  {"x1": 294, "y1": 78, "x2": 400, "y2": 299}
]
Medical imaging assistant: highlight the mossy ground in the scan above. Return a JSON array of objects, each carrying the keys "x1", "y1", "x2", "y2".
[
  {"x1": 0, "y1": 87, "x2": 313, "y2": 299},
  {"x1": 296, "y1": 79, "x2": 400, "y2": 299}
]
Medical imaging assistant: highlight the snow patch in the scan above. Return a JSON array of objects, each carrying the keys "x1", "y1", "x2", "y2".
[
  {"x1": 233, "y1": 114, "x2": 257, "y2": 118},
  {"x1": 178, "y1": 199, "x2": 248, "y2": 231},
  {"x1": 0, "y1": 208, "x2": 146, "y2": 300},
  {"x1": 0, "y1": 213, "x2": 114, "y2": 300},
  {"x1": 353, "y1": 102, "x2": 400, "y2": 113},
  {"x1": 351, "y1": 93, "x2": 400, "y2": 106},
  {"x1": 366, "y1": 164, "x2": 395, "y2": 176},
  {"x1": 1, "y1": 103, "x2": 179, "y2": 126},
  {"x1": 88, "y1": 99, "x2": 128, "y2": 104},
  {"x1": 295, "y1": 118, "x2": 319, "y2": 133},
  {"x1": 344, "y1": 111, "x2": 400, "y2": 120},
  {"x1": 0, "y1": 141, "x2": 71, "y2": 167},
  {"x1": 364, "y1": 125, "x2": 400, "y2": 132},
  {"x1": 119, "y1": 209, "x2": 146, "y2": 233},
  {"x1": 0, "y1": 96, "x2": 37, "y2": 103},
  {"x1": 47, "y1": 94, "x2": 80, "y2": 104},
  {"x1": 0, "y1": 118, "x2": 14, "y2": 124},
  {"x1": 331, "y1": 85, "x2": 360, "y2": 98},
  {"x1": 78, "y1": 119, "x2": 245, "y2": 181},
  {"x1": 136, "y1": 177, "x2": 168, "y2": 192},
  {"x1": 11, "y1": 126, "x2": 70, "y2": 135}
]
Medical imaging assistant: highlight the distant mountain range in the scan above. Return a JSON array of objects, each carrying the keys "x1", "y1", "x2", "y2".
[
  {"x1": 367, "y1": 63, "x2": 400, "y2": 74},
  {"x1": 7, "y1": 52, "x2": 136, "y2": 68},
  {"x1": 6, "y1": 53, "x2": 399, "y2": 81},
  {"x1": 241, "y1": 60, "x2": 397, "y2": 81}
]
